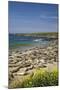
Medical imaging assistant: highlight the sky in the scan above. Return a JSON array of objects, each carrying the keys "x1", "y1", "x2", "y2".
[{"x1": 8, "y1": 1, "x2": 58, "y2": 33}]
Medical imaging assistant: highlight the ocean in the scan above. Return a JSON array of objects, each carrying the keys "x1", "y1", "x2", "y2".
[{"x1": 9, "y1": 34, "x2": 53, "y2": 50}]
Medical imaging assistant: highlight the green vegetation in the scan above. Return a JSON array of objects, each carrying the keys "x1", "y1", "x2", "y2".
[
  {"x1": 9, "y1": 68, "x2": 58, "y2": 88},
  {"x1": 15, "y1": 32, "x2": 58, "y2": 37},
  {"x1": 9, "y1": 43, "x2": 32, "y2": 49}
]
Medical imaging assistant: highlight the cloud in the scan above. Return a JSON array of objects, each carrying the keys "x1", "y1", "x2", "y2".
[{"x1": 39, "y1": 15, "x2": 57, "y2": 19}]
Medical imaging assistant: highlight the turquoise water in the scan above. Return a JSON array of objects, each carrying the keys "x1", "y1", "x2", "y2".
[{"x1": 9, "y1": 34, "x2": 52, "y2": 50}]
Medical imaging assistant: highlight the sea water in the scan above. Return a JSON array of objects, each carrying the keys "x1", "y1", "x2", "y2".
[{"x1": 9, "y1": 34, "x2": 53, "y2": 50}]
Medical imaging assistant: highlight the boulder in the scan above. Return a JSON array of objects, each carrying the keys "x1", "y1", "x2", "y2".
[
  {"x1": 26, "y1": 65, "x2": 34, "y2": 71},
  {"x1": 40, "y1": 59, "x2": 45, "y2": 64},
  {"x1": 16, "y1": 68, "x2": 28, "y2": 76},
  {"x1": 9, "y1": 72, "x2": 14, "y2": 81},
  {"x1": 38, "y1": 63, "x2": 47, "y2": 68}
]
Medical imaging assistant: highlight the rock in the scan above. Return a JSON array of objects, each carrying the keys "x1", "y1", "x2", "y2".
[
  {"x1": 9, "y1": 63, "x2": 20, "y2": 67},
  {"x1": 16, "y1": 56, "x2": 21, "y2": 58},
  {"x1": 15, "y1": 72, "x2": 27, "y2": 76},
  {"x1": 9, "y1": 59, "x2": 19, "y2": 64},
  {"x1": 15, "y1": 57, "x2": 22, "y2": 62},
  {"x1": 44, "y1": 51, "x2": 48, "y2": 55},
  {"x1": 34, "y1": 59, "x2": 40, "y2": 64},
  {"x1": 26, "y1": 65, "x2": 34, "y2": 71},
  {"x1": 48, "y1": 60, "x2": 54, "y2": 64},
  {"x1": 54, "y1": 57, "x2": 58, "y2": 62},
  {"x1": 9, "y1": 59, "x2": 14, "y2": 63},
  {"x1": 9, "y1": 39, "x2": 58, "y2": 83},
  {"x1": 30, "y1": 54, "x2": 36, "y2": 60},
  {"x1": 40, "y1": 59, "x2": 45, "y2": 64},
  {"x1": 25, "y1": 61, "x2": 31, "y2": 67},
  {"x1": 9, "y1": 66, "x2": 20, "y2": 73},
  {"x1": 9, "y1": 54, "x2": 12, "y2": 56},
  {"x1": 9, "y1": 56, "x2": 14, "y2": 59},
  {"x1": 33, "y1": 64, "x2": 39, "y2": 68},
  {"x1": 47, "y1": 47, "x2": 52, "y2": 50},
  {"x1": 38, "y1": 63, "x2": 47, "y2": 68},
  {"x1": 16, "y1": 68, "x2": 28, "y2": 76},
  {"x1": 9, "y1": 72, "x2": 14, "y2": 81}
]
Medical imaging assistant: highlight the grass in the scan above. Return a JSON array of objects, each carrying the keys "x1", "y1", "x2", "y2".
[
  {"x1": 15, "y1": 32, "x2": 58, "y2": 36},
  {"x1": 9, "y1": 67, "x2": 58, "y2": 88}
]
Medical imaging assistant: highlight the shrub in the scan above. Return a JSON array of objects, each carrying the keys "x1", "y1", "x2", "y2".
[{"x1": 9, "y1": 68, "x2": 58, "y2": 88}]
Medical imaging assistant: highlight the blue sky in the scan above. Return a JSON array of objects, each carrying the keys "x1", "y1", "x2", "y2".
[{"x1": 8, "y1": 1, "x2": 58, "y2": 33}]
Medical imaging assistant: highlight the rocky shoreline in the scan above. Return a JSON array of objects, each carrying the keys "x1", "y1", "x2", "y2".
[{"x1": 8, "y1": 39, "x2": 58, "y2": 85}]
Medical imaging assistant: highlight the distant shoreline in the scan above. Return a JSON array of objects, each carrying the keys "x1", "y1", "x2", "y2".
[
  {"x1": 9, "y1": 32, "x2": 58, "y2": 35},
  {"x1": 9, "y1": 32, "x2": 58, "y2": 39}
]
